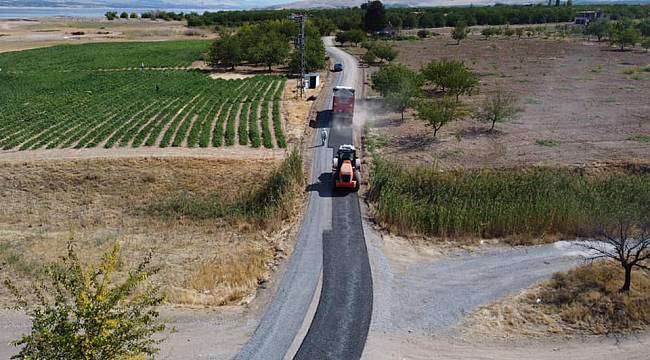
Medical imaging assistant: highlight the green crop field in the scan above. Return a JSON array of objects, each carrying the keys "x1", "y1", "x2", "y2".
[{"x1": 0, "y1": 41, "x2": 287, "y2": 151}]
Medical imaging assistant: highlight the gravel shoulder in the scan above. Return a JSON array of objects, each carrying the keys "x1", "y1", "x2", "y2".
[{"x1": 361, "y1": 207, "x2": 650, "y2": 358}]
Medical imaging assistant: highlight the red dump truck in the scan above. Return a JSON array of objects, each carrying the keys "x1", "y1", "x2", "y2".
[{"x1": 332, "y1": 86, "x2": 355, "y2": 125}]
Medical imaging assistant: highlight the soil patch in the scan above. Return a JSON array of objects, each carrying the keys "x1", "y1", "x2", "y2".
[{"x1": 363, "y1": 35, "x2": 650, "y2": 169}]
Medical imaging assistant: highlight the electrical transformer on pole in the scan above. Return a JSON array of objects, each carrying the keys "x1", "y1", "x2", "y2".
[{"x1": 289, "y1": 13, "x2": 306, "y2": 99}]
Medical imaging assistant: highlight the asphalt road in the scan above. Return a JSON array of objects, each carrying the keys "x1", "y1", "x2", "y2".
[
  {"x1": 293, "y1": 39, "x2": 372, "y2": 360},
  {"x1": 236, "y1": 38, "x2": 372, "y2": 360}
]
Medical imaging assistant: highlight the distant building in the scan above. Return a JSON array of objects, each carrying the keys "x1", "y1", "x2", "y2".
[
  {"x1": 574, "y1": 10, "x2": 607, "y2": 25},
  {"x1": 373, "y1": 23, "x2": 397, "y2": 38}
]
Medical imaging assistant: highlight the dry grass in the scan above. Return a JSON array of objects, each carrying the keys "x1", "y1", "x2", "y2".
[
  {"x1": 469, "y1": 261, "x2": 650, "y2": 337},
  {"x1": 0, "y1": 156, "x2": 301, "y2": 307}
]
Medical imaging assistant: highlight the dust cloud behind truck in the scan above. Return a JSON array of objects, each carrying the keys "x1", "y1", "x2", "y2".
[{"x1": 332, "y1": 86, "x2": 355, "y2": 125}]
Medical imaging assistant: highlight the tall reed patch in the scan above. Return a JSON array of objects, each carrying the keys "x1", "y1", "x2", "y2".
[{"x1": 368, "y1": 158, "x2": 650, "y2": 240}]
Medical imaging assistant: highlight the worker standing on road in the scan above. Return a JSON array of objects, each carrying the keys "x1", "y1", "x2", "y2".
[{"x1": 320, "y1": 129, "x2": 328, "y2": 146}]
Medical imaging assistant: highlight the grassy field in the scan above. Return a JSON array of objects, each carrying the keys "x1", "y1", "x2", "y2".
[
  {"x1": 0, "y1": 153, "x2": 303, "y2": 307},
  {"x1": 368, "y1": 158, "x2": 650, "y2": 242},
  {"x1": 0, "y1": 41, "x2": 287, "y2": 150}
]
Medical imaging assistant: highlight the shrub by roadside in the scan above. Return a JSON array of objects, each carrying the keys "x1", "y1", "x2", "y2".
[
  {"x1": 148, "y1": 149, "x2": 304, "y2": 227},
  {"x1": 471, "y1": 261, "x2": 650, "y2": 336}
]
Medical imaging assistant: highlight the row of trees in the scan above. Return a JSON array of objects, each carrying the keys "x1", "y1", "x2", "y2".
[
  {"x1": 105, "y1": 10, "x2": 184, "y2": 21},
  {"x1": 586, "y1": 18, "x2": 650, "y2": 51},
  {"x1": 372, "y1": 60, "x2": 519, "y2": 137},
  {"x1": 105, "y1": 11, "x2": 138, "y2": 20},
  {"x1": 207, "y1": 20, "x2": 325, "y2": 72},
  {"x1": 184, "y1": 3, "x2": 650, "y2": 32}
]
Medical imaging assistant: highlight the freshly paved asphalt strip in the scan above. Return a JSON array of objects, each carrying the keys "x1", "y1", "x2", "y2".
[
  {"x1": 235, "y1": 37, "x2": 371, "y2": 360},
  {"x1": 293, "y1": 39, "x2": 373, "y2": 360}
]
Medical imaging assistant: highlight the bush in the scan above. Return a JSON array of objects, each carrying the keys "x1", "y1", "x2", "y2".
[
  {"x1": 536, "y1": 261, "x2": 650, "y2": 333},
  {"x1": 120, "y1": 11, "x2": 128, "y2": 19},
  {"x1": 5, "y1": 243, "x2": 166, "y2": 359},
  {"x1": 104, "y1": 11, "x2": 117, "y2": 20},
  {"x1": 452, "y1": 21, "x2": 468, "y2": 44},
  {"x1": 372, "y1": 44, "x2": 398, "y2": 62},
  {"x1": 417, "y1": 29, "x2": 430, "y2": 38},
  {"x1": 362, "y1": 49, "x2": 377, "y2": 65}
]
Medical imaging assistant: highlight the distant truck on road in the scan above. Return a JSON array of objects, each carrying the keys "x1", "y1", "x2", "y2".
[{"x1": 332, "y1": 86, "x2": 355, "y2": 125}]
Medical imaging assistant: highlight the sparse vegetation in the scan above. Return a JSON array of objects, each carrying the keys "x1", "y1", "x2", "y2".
[
  {"x1": 629, "y1": 134, "x2": 650, "y2": 143},
  {"x1": 536, "y1": 138, "x2": 560, "y2": 147},
  {"x1": 535, "y1": 261, "x2": 650, "y2": 333}
]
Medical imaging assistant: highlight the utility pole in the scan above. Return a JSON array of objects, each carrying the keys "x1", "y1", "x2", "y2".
[{"x1": 289, "y1": 13, "x2": 307, "y2": 99}]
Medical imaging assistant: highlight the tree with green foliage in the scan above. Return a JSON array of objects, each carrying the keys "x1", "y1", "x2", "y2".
[
  {"x1": 414, "y1": 96, "x2": 468, "y2": 138},
  {"x1": 642, "y1": 37, "x2": 650, "y2": 52},
  {"x1": 475, "y1": 87, "x2": 520, "y2": 132},
  {"x1": 638, "y1": 19, "x2": 650, "y2": 37},
  {"x1": 372, "y1": 63, "x2": 422, "y2": 120},
  {"x1": 130, "y1": 12, "x2": 138, "y2": 19},
  {"x1": 445, "y1": 68, "x2": 479, "y2": 100},
  {"x1": 209, "y1": 33, "x2": 243, "y2": 70},
  {"x1": 336, "y1": 29, "x2": 366, "y2": 46},
  {"x1": 586, "y1": 20, "x2": 611, "y2": 42},
  {"x1": 403, "y1": 13, "x2": 418, "y2": 29},
  {"x1": 120, "y1": 11, "x2": 129, "y2": 19},
  {"x1": 452, "y1": 21, "x2": 469, "y2": 45},
  {"x1": 290, "y1": 24, "x2": 326, "y2": 72},
  {"x1": 314, "y1": 17, "x2": 337, "y2": 36},
  {"x1": 613, "y1": 27, "x2": 641, "y2": 50},
  {"x1": 362, "y1": 0, "x2": 387, "y2": 32},
  {"x1": 5, "y1": 243, "x2": 166, "y2": 360},
  {"x1": 104, "y1": 11, "x2": 117, "y2": 20},
  {"x1": 373, "y1": 45, "x2": 398, "y2": 62},
  {"x1": 421, "y1": 58, "x2": 469, "y2": 92},
  {"x1": 258, "y1": 32, "x2": 290, "y2": 71}
]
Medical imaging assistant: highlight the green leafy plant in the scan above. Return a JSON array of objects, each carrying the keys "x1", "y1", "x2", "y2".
[
  {"x1": 536, "y1": 138, "x2": 560, "y2": 147},
  {"x1": 5, "y1": 243, "x2": 166, "y2": 360},
  {"x1": 475, "y1": 87, "x2": 521, "y2": 132}
]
